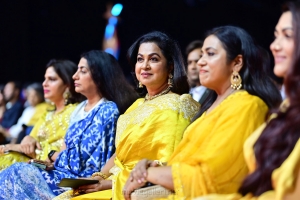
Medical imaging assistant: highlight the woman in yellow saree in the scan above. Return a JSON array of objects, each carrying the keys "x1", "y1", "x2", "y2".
[
  {"x1": 0, "y1": 59, "x2": 84, "y2": 171},
  {"x1": 123, "y1": 26, "x2": 282, "y2": 199},
  {"x1": 54, "y1": 31, "x2": 200, "y2": 200},
  {"x1": 193, "y1": 2, "x2": 300, "y2": 200}
]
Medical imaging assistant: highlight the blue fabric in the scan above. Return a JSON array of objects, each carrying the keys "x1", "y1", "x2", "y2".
[
  {"x1": 0, "y1": 101, "x2": 23, "y2": 129},
  {"x1": 25, "y1": 126, "x2": 34, "y2": 135},
  {"x1": 0, "y1": 100, "x2": 119, "y2": 199}
]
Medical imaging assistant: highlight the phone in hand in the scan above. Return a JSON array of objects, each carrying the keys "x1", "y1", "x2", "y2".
[
  {"x1": 29, "y1": 159, "x2": 47, "y2": 170},
  {"x1": 58, "y1": 178, "x2": 99, "y2": 188}
]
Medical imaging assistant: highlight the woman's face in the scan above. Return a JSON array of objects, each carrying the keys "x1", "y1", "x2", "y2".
[
  {"x1": 270, "y1": 11, "x2": 294, "y2": 78},
  {"x1": 42, "y1": 67, "x2": 68, "y2": 103},
  {"x1": 73, "y1": 58, "x2": 98, "y2": 98},
  {"x1": 198, "y1": 35, "x2": 234, "y2": 91},
  {"x1": 27, "y1": 89, "x2": 41, "y2": 107},
  {"x1": 135, "y1": 42, "x2": 170, "y2": 90}
]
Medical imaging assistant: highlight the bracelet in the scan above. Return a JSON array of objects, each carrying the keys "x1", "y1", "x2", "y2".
[
  {"x1": 47, "y1": 150, "x2": 56, "y2": 162},
  {"x1": 92, "y1": 172, "x2": 109, "y2": 179},
  {"x1": 154, "y1": 160, "x2": 164, "y2": 166}
]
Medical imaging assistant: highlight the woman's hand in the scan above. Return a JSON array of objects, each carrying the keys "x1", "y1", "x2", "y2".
[
  {"x1": 75, "y1": 176, "x2": 112, "y2": 193},
  {"x1": 20, "y1": 136, "x2": 41, "y2": 158},
  {"x1": 0, "y1": 144, "x2": 20, "y2": 155},
  {"x1": 0, "y1": 144, "x2": 6, "y2": 154},
  {"x1": 123, "y1": 177, "x2": 146, "y2": 200},
  {"x1": 129, "y1": 159, "x2": 162, "y2": 183},
  {"x1": 29, "y1": 159, "x2": 54, "y2": 171}
]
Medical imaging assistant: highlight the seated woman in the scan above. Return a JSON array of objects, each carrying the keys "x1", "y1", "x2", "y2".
[
  {"x1": 0, "y1": 82, "x2": 48, "y2": 144},
  {"x1": 54, "y1": 31, "x2": 200, "y2": 200},
  {"x1": 193, "y1": 1, "x2": 300, "y2": 200},
  {"x1": 123, "y1": 26, "x2": 282, "y2": 199},
  {"x1": 0, "y1": 50, "x2": 138, "y2": 200},
  {"x1": 0, "y1": 59, "x2": 83, "y2": 171}
]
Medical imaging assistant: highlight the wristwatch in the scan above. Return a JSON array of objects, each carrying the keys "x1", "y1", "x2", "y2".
[{"x1": 48, "y1": 150, "x2": 56, "y2": 162}]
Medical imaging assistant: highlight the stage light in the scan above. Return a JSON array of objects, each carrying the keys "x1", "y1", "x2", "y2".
[{"x1": 111, "y1": 3, "x2": 123, "y2": 17}]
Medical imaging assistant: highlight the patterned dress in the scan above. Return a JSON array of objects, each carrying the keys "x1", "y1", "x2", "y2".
[{"x1": 0, "y1": 99, "x2": 119, "y2": 200}]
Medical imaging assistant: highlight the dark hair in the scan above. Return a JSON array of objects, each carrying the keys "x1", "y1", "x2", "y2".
[
  {"x1": 26, "y1": 82, "x2": 45, "y2": 104},
  {"x1": 46, "y1": 59, "x2": 85, "y2": 104},
  {"x1": 127, "y1": 31, "x2": 190, "y2": 95},
  {"x1": 81, "y1": 50, "x2": 138, "y2": 114},
  {"x1": 193, "y1": 26, "x2": 282, "y2": 120},
  {"x1": 185, "y1": 40, "x2": 203, "y2": 56},
  {"x1": 239, "y1": 1, "x2": 300, "y2": 196}
]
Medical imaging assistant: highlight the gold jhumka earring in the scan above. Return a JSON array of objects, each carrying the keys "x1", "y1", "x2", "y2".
[{"x1": 230, "y1": 71, "x2": 242, "y2": 90}]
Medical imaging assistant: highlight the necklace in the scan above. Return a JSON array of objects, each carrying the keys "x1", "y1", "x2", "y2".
[{"x1": 145, "y1": 87, "x2": 171, "y2": 101}]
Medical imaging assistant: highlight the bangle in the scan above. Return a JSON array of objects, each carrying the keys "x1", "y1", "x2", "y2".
[
  {"x1": 154, "y1": 160, "x2": 164, "y2": 166},
  {"x1": 92, "y1": 172, "x2": 109, "y2": 179}
]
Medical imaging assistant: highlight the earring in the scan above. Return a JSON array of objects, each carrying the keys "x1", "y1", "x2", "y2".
[
  {"x1": 138, "y1": 82, "x2": 143, "y2": 88},
  {"x1": 230, "y1": 71, "x2": 242, "y2": 90},
  {"x1": 168, "y1": 74, "x2": 173, "y2": 88},
  {"x1": 63, "y1": 89, "x2": 71, "y2": 105}
]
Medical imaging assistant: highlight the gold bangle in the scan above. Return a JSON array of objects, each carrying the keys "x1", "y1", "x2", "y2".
[
  {"x1": 92, "y1": 172, "x2": 108, "y2": 179},
  {"x1": 154, "y1": 160, "x2": 164, "y2": 166}
]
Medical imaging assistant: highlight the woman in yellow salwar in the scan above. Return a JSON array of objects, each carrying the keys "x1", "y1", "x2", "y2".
[
  {"x1": 123, "y1": 26, "x2": 282, "y2": 200},
  {"x1": 0, "y1": 59, "x2": 84, "y2": 171},
  {"x1": 194, "y1": 2, "x2": 300, "y2": 200},
  {"x1": 54, "y1": 31, "x2": 199, "y2": 200}
]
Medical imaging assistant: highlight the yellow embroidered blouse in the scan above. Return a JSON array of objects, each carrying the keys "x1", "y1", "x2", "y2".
[
  {"x1": 112, "y1": 93, "x2": 199, "y2": 200},
  {"x1": 0, "y1": 103, "x2": 77, "y2": 171},
  {"x1": 166, "y1": 91, "x2": 268, "y2": 199}
]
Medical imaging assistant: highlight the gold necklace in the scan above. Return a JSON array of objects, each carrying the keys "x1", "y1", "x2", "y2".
[{"x1": 145, "y1": 87, "x2": 171, "y2": 101}]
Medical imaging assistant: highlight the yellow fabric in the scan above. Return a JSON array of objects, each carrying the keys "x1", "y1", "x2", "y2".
[
  {"x1": 27, "y1": 102, "x2": 50, "y2": 126},
  {"x1": 0, "y1": 103, "x2": 77, "y2": 171},
  {"x1": 167, "y1": 91, "x2": 268, "y2": 199},
  {"x1": 194, "y1": 139, "x2": 300, "y2": 200},
  {"x1": 68, "y1": 93, "x2": 199, "y2": 200},
  {"x1": 193, "y1": 100, "x2": 300, "y2": 200}
]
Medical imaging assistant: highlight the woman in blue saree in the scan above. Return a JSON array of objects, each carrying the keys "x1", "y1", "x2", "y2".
[{"x1": 0, "y1": 50, "x2": 138, "y2": 199}]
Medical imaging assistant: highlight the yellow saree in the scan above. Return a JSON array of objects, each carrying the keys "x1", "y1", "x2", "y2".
[
  {"x1": 166, "y1": 91, "x2": 268, "y2": 199},
  {"x1": 0, "y1": 103, "x2": 77, "y2": 171},
  {"x1": 195, "y1": 100, "x2": 300, "y2": 200},
  {"x1": 69, "y1": 93, "x2": 199, "y2": 200}
]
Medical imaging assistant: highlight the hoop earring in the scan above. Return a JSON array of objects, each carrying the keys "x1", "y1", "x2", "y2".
[
  {"x1": 63, "y1": 89, "x2": 71, "y2": 105},
  {"x1": 138, "y1": 82, "x2": 143, "y2": 88},
  {"x1": 230, "y1": 71, "x2": 242, "y2": 90},
  {"x1": 168, "y1": 74, "x2": 173, "y2": 88}
]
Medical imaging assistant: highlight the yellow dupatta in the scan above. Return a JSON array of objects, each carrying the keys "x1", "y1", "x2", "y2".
[
  {"x1": 167, "y1": 91, "x2": 268, "y2": 199},
  {"x1": 0, "y1": 103, "x2": 77, "y2": 171},
  {"x1": 111, "y1": 93, "x2": 199, "y2": 199}
]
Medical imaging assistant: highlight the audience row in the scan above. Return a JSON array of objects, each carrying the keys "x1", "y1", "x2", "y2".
[{"x1": 0, "y1": 1, "x2": 299, "y2": 200}]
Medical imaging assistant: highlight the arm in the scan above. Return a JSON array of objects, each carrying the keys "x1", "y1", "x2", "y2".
[{"x1": 75, "y1": 153, "x2": 116, "y2": 193}]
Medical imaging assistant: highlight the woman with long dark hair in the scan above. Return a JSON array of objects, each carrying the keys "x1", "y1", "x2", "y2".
[
  {"x1": 0, "y1": 59, "x2": 83, "y2": 170},
  {"x1": 193, "y1": 1, "x2": 300, "y2": 200},
  {"x1": 54, "y1": 31, "x2": 199, "y2": 200},
  {"x1": 0, "y1": 50, "x2": 138, "y2": 199},
  {"x1": 123, "y1": 26, "x2": 282, "y2": 199}
]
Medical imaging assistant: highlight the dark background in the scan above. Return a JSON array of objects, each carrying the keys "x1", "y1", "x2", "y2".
[{"x1": 0, "y1": 0, "x2": 286, "y2": 86}]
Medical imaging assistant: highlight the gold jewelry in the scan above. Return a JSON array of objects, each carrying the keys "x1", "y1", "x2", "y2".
[
  {"x1": 138, "y1": 82, "x2": 143, "y2": 88},
  {"x1": 230, "y1": 71, "x2": 242, "y2": 90},
  {"x1": 92, "y1": 172, "x2": 109, "y2": 179},
  {"x1": 154, "y1": 160, "x2": 164, "y2": 166},
  {"x1": 168, "y1": 74, "x2": 173, "y2": 88},
  {"x1": 63, "y1": 89, "x2": 71, "y2": 105},
  {"x1": 145, "y1": 87, "x2": 171, "y2": 101}
]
